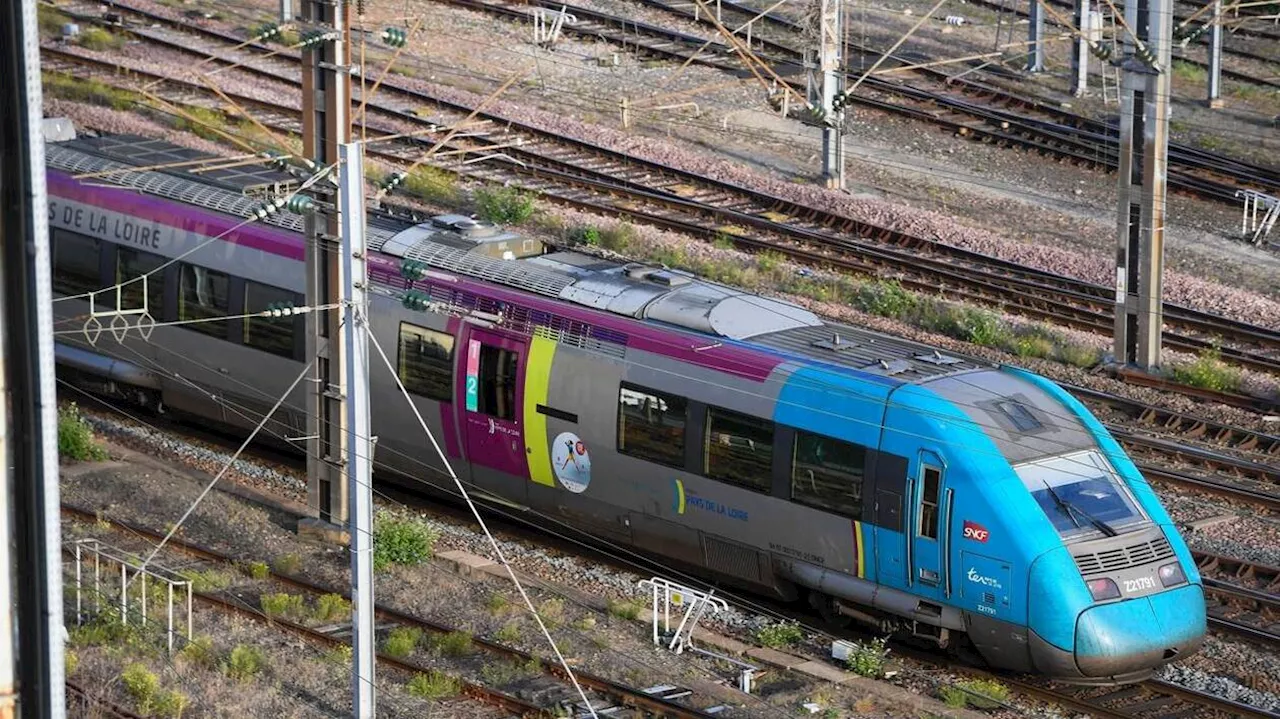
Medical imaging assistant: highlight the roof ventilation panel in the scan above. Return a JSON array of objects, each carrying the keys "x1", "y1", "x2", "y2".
[
  {"x1": 811, "y1": 333, "x2": 856, "y2": 352},
  {"x1": 863, "y1": 358, "x2": 911, "y2": 376}
]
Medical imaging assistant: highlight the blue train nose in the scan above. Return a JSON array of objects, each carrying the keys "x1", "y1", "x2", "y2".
[{"x1": 1074, "y1": 583, "x2": 1206, "y2": 678}]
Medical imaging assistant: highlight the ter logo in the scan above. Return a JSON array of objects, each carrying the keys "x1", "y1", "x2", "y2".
[{"x1": 962, "y1": 520, "x2": 990, "y2": 543}]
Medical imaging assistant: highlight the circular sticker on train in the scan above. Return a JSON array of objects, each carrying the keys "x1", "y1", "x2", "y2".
[{"x1": 551, "y1": 432, "x2": 591, "y2": 493}]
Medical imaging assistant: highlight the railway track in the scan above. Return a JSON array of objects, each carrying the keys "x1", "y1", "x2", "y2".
[
  {"x1": 434, "y1": 0, "x2": 1279, "y2": 205},
  {"x1": 1003, "y1": 675, "x2": 1280, "y2": 718},
  {"x1": 66, "y1": 681, "x2": 147, "y2": 719},
  {"x1": 38, "y1": 22, "x2": 1280, "y2": 402},
  {"x1": 63, "y1": 505, "x2": 734, "y2": 719},
  {"x1": 1194, "y1": 551, "x2": 1280, "y2": 647}
]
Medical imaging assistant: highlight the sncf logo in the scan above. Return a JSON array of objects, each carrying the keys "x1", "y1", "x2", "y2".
[{"x1": 962, "y1": 520, "x2": 990, "y2": 543}]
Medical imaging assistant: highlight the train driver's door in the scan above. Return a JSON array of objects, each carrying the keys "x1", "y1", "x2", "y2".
[
  {"x1": 908, "y1": 452, "x2": 946, "y2": 601},
  {"x1": 458, "y1": 326, "x2": 530, "y2": 483}
]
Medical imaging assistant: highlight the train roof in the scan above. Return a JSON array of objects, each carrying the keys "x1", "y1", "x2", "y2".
[{"x1": 47, "y1": 132, "x2": 988, "y2": 383}]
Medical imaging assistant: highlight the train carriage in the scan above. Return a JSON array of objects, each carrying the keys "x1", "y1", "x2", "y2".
[{"x1": 48, "y1": 130, "x2": 1205, "y2": 683}]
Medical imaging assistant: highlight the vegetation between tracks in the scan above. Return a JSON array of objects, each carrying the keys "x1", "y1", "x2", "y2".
[{"x1": 59, "y1": 402, "x2": 110, "y2": 462}]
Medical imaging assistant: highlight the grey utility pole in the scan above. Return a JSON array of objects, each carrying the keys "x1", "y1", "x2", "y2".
[
  {"x1": 1027, "y1": 0, "x2": 1046, "y2": 72},
  {"x1": 0, "y1": 2, "x2": 67, "y2": 718},
  {"x1": 818, "y1": 0, "x2": 845, "y2": 189},
  {"x1": 1206, "y1": 0, "x2": 1224, "y2": 107},
  {"x1": 1071, "y1": 0, "x2": 1090, "y2": 95},
  {"x1": 1113, "y1": 0, "x2": 1172, "y2": 370},
  {"x1": 301, "y1": 0, "x2": 352, "y2": 531},
  {"x1": 339, "y1": 141, "x2": 375, "y2": 719}
]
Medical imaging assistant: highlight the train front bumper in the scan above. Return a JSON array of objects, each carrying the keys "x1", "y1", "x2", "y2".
[{"x1": 1030, "y1": 582, "x2": 1206, "y2": 681}]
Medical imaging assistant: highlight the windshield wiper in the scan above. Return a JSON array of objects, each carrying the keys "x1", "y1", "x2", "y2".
[{"x1": 1043, "y1": 481, "x2": 1118, "y2": 537}]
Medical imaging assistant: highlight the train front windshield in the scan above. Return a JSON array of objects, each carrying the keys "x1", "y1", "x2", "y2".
[{"x1": 1014, "y1": 450, "x2": 1147, "y2": 538}]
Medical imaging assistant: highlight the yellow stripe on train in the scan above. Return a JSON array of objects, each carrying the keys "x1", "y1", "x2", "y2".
[{"x1": 523, "y1": 332, "x2": 557, "y2": 487}]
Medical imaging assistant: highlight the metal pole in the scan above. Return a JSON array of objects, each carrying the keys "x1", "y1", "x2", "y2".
[
  {"x1": 303, "y1": 0, "x2": 352, "y2": 529},
  {"x1": 1207, "y1": 0, "x2": 1223, "y2": 107},
  {"x1": 1071, "y1": 0, "x2": 1090, "y2": 95},
  {"x1": 1, "y1": 2, "x2": 66, "y2": 715},
  {"x1": 1113, "y1": 0, "x2": 1171, "y2": 370},
  {"x1": 819, "y1": 0, "x2": 845, "y2": 188},
  {"x1": 281, "y1": 0, "x2": 294, "y2": 22},
  {"x1": 1027, "y1": 0, "x2": 1046, "y2": 71},
  {"x1": 340, "y1": 141, "x2": 375, "y2": 719}
]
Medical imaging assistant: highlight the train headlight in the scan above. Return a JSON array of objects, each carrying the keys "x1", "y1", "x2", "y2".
[
  {"x1": 1087, "y1": 577, "x2": 1121, "y2": 601},
  {"x1": 1158, "y1": 562, "x2": 1187, "y2": 588}
]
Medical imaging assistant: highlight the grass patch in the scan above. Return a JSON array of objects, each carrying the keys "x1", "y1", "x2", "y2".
[
  {"x1": 606, "y1": 600, "x2": 642, "y2": 621},
  {"x1": 939, "y1": 678, "x2": 1010, "y2": 709},
  {"x1": 121, "y1": 663, "x2": 161, "y2": 714},
  {"x1": 78, "y1": 27, "x2": 125, "y2": 51},
  {"x1": 755, "y1": 622, "x2": 803, "y2": 649},
  {"x1": 474, "y1": 186, "x2": 535, "y2": 225},
  {"x1": 537, "y1": 598, "x2": 566, "y2": 629},
  {"x1": 1171, "y1": 60, "x2": 1206, "y2": 84},
  {"x1": 401, "y1": 165, "x2": 461, "y2": 206},
  {"x1": 408, "y1": 670, "x2": 461, "y2": 699},
  {"x1": 260, "y1": 592, "x2": 306, "y2": 620},
  {"x1": 272, "y1": 553, "x2": 302, "y2": 576},
  {"x1": 180, "y1": 568, "x2": 232, "y2": 593},
  {"x1": 486, "y1": 592, "x2": 511, "y2": 614},
  {"x1": 495, "y1": 621, "x2": 521, "y2": 643},
  {"x1": 58, "y1": 403, "x2": 109, "y2": 461},
  {"x1": 1057, "y1": 341, "x2": 1101, "y2": 368},
  {"x1": 373, "y1": 512, "x2": 438, "y2": 572},
  {"x1": 243, "y1": 561, "x2": 270, "y2": 580},
  {"x1": 480, "y1": 659, "x2": 539, "y2": 686},
  {"x1": 324, "y1": 645, "x2": 353, "y2": 665},
  {"x1": 381, "y1": 627, "x2": 422, "y2": 658},
  {"x1": 173, "y1": 106, "x2": 231, "y2": 143},
  {"x1": 430, "y1": 631, "x2": 473, "y2": 657},
  {"x1": 1170, "y1": 348, "x2": 1241, "y2": 392},
  {"x1": 178, "y1": 635, "x2": 217, "y2": 669},
  {"x1": 844, "y1": 637, "x2": 889, "y2": 678},
  {"x1": 312, "y1": 594, "x2": 351, "y2": 623},
  {"x1": 65, "y1": 650, "x2": 79, "y2": 677},
  {"x1": 223, "y1": 644, "x2": 266, "y2": 682}
]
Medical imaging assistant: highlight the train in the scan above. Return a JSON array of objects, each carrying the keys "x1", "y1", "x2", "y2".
[{"x1": 47, "y1": 129, "x2": 1206, "y2": 683}]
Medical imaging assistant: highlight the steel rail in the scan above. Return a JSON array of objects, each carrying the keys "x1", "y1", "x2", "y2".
[
  {"x1": 65, "y1": 681, "x2": 148, "y2": 719},
  {"x1": 62, "y1": 506, "x2": 729, "y2": 719}
]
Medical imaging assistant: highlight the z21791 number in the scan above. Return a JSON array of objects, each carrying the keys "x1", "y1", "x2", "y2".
[{"x1": 1124, "y1": 577, "x2": 1156, "y2": 593}]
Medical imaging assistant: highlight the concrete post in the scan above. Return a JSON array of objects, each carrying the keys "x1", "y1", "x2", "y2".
[
  {"x1": 1027, "y1": 0, "x2": 1046, "y2": 72},
  {"x1": 1114, "y1": 0, "x2": 1172, "y2": 371},
  {"x1": 1207, "y1": 0, "x2": 1224, "y2": 107},
  {"x1": 1071, "y1": 0, "x2": 1090, "y2": 95}
]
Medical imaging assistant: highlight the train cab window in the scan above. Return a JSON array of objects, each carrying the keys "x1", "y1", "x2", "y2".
[
  {"x1": 918, "y1": 466, "x2": 941, "y2": 539},
  {"x1": 52, "y1": 230, "x2": 101, "y2": 297},
  {"x1": 116, "y1": 249, "x2": 165, "y2": 318},
  {"x1": 705, "y1": 407, "x2": 772, "y2": 492},
  {"x1": 398, "y1": 323, "x2": 455, "y2": 402},
  {"x1": 617, "y1": 384, "x2": 686, "y2": 468},
  {"x1": 178, "y1": 263, "x2": 230, "y2": 339},
  {"x1": 477, "y1": 345, "x2": 518, "y2": 420},
  {"x1": 791, "y1": 430, "x2": 865, "y2": 517},
  {"x1": 243, "y1": 282, "x2": 302, "y2": 359}
]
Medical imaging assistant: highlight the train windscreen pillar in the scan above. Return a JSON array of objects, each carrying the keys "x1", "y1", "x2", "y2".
[{"x1": 1113, "y1": 0, "x2": 1172, "y2": 371}]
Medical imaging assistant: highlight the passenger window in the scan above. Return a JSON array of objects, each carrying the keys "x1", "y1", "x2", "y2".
[
  {"x1": 617, "y1": 384, "x2": 686, "y2": 468},
  {"x1": 791, "y1": 430, "x2": 865, "y2": 517},
  {"x1": 178, "y1": 263, "x2": 230, "y2": 339},
  {"x1": 398, "y1": 323, "x2": 455, "y2": 402},
  {"x1": 52, "y1": 230, "x2": 101, "y2": 297},
  {"x1": 477, "y1": 345, "x2": 518, "y2": 420},
  {"x1": 705, "y1": 407, "x2": 772, "y2": 492},
  {"x1": 919, "y1": 465, "x2": 941, "y2": 539},
  {"x1": 243, "y1": 282, "x2": 301, "y2": 359},
  {"x1": 116, "y1": 248, "x2": 165, "y2": 317}
]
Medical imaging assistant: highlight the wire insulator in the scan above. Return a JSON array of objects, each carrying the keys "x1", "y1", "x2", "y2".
[
  {"x1": 285, "y1": 195, "x2": 315, "y2": 214},
  {"x1": 402, "y1": 290, "x2": 431, "y2": 311},
  {"x1": 381, "y1": 27, "x2": 408, "y2": 47}
]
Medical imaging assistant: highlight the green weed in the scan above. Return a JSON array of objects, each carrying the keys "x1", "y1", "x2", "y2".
[
  {"x1": 373, "y1": 512, "x2": 438, "y2": 572},
  {"x1": 154, "y1": 689, "x2": 190, "y2": 719},
  {"x1": 382, "y1": 626, "x2": 422, "y2": 658},
  {"x1": 845, "y1": 637, "x2": 889, "y2": 678},
  {"x1": 474, "y1": 186, "x2": 534, "y2": 225},
  {"x1": 431, "y1": 631, "x2": 473, "y2": 657},
  {"x1": 939, "y1": 678, "x2": 1010, "y2": 709},
  {"x1": 180, "y1": 569, "x2": 232, "y2": 593},
  {"x1": 408, "y1": 670, "x2": 461, "y2": 699},
  {"x1": 402, "y1": 166, "x2": 461, "y2": 206},
  {"x1": 755, "y1": 622, "x2": 804, "y2": 649},
  {"x1": 243, "y1": 561, "x2": 270, "y2": 580},
  {"x1": 58, "y1": 403, "x2": 109, "y2": 462},
  {"x1": 223, "y1": 644, "x2": 266, "y2": 682},
  {"x1": 1170, "y1": 348, "x2": 1241, "y2": 393},
  {"x1": 606, "y1": 600, "x2": 641, "y2": 621},
  {"x1": 178, "y1": 635, "x2": 216, "y2": 668},
  {"x1": 313, "y1": 594, "x2": 351, "y2": 623},
  {"x1": 486, "y1": 592, "x2": 511, "y2": 614},
  {"x1": 495, "y1": 621, "x2": 521, "y2": 643},
  {"x1": 65, "y1": 650, "x2": 79, "y2": 677},
  {"x1": 122, "y1": 663, "x2": 161, "y2": 714},
  {"x1": 78, "y1": 27, "x2": 125, "y2": 51},
  {"x1": 538, "y1": 598, "x2": 566, "y2": 629},
  {"x1": 272, "y1": 553, "x2": 301, "y2": 576},
  {"x1": 260, "y1": 592, "x2": 306, "y2": 620}
]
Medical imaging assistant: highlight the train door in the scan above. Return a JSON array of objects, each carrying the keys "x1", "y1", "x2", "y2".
[
  {"x1": 907, "y1": 452, "x2": 947, "y2": 601},
  {"x1": 458, "y1": 326, "x2": 530, "y2": 482}
]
